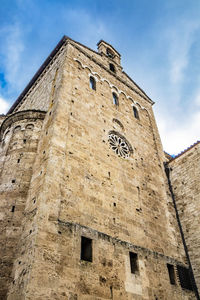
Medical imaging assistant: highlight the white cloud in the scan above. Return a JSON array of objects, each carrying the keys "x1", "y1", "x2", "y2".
[
  {"x1": 144, "y1": 18, "x2": 200, "y2": 155},
  {"x1": 0, "y1": 97, "x2": 10, "y2": 114},
  {"x1": 155, "y1": 109, "x2": 200, "y2": 155},
  {"x1": 194, "y1": 86, "x2": 200, "y2": 106}
]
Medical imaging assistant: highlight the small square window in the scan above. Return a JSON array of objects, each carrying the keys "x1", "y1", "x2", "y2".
[
  {"x1": 81, "y1": 236, "x2": 92, "y2": 262},
  {"x1": 167, "y1": 264, "x2": 176, "y2": 285},
  {"x1": 109, "y1": 63, "x2": 115, "y2": 73},
  {"x1": 129, "y1": 252, "x2": 138, "y2": 274},
  {"x1": 177, "y1": 265, "x2": 193, "y2": 290}
]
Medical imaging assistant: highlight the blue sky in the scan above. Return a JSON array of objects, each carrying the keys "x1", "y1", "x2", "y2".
[{"x1": 0, "y1": 0, "x2": 200, "y2": 155}]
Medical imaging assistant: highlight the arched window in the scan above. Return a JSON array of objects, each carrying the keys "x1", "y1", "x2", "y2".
[
  {"x1": 133, "y1": 106, "x2": 139, "y2": 119},
  {"x1": 109, "y1": 63, "x2": 115, "y2": 73},
  {"x1": 13, "y1": 125, "x2": 21, "y2": 133},
  {"x1": 3, "y1": 130, "x2": 10, "y2": 143},
  {"x1": 26, "y1": 124, "x2": 34, "y2": 130},
  {"x1": 89, "y1": 76, "x2": 96, "y2": 90},
  {"x1": 112, "y1": 93, "x2": 119, "y2": 106},
  {"x1": 107, "y1": 48, "x2": 114, "y2": 59}
]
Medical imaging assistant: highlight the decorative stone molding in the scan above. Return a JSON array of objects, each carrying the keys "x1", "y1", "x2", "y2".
[
  {"x1": 58, "y1": 219, "x2": 188, "y2": 268},
  {"x1": 0, "y1": 110, "x2": 46, "y2": 141},
  {"x1": 108, "y1": 130, "x2": 133, "y2": 159},
  {"x1": 74, "y1": 58, "x2": 151, "y2": 110},
  {"x1": 112, "y1": 118, "x2": 124, "y2": 130}
]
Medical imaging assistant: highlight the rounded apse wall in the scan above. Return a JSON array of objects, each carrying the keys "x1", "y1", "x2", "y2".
[{"x1": 0, "y1": 110, "x2": 46, "y2": 299}]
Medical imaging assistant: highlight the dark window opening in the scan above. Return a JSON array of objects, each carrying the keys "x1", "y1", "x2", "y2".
[
  {"x1": 112, "y1": 93, "x2": 119, "y2": 106},
  {"x1": 107, "y1": 48, "x2": 114, "y2": 59},
  {"x1": 112, "y1": 118, "x2": 124, "y2": 130},
  {"x1": 110, "y1": 286, "x2": 113, "y2": 298},
  {"x1": 26, "y1": 124, "x2": 34, "y2": 130},
  {"x1": 133, "y1": 107, "x2": 139, "y2": 119},
  {"x1": 11, "y1": 206, "x2": 15, "y2": 212},
  {"x1": 13, "y1": 125, "x2": 21, "y2": 133},
  {"x1": 81, "y1": 236, "x2": 92, "y2": 262},
  {"x1": 109, "y1": 63, "x2": 115, "y2": 73},
  {"x1": 129, "y1": 252, "x2": 138, "y2": 274},
  {"x1": 90, "y1": 76, "x2": 96, "y2": 90},
  {"x1": 167, "y1": 264, "x2": 176, "y2": 285},
  {"x1": 177, "y1": 265, "x2": 193, "y2": 291}
]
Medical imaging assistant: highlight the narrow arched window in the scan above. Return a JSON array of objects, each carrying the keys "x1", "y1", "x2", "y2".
[
  {"x1": 112, "y1": 93, "x2": 119, "y2": 106},
  {"x1": 109, "y1": 63, "x2": 115, "y2": 73},
  {"x1": 3, "y1": 130, "x2": 10, "y2": 143},
  {"x1": 89, "y1": 76, "x2": 96, "y2": 90},
  {"x1": 26, "y1": 124, "x2": 34, "y2": 130},
  {"x1": 133, "y1": 106, "x2": 139, "y2": 119},
  {"x1": 13, "y1": 125, "x2": 21, "y2": 133},
  {"x1": 107, "y1": 48, "x2": 114, "y2": 59}
]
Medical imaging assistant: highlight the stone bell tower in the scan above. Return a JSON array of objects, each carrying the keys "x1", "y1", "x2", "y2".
[{"x1": 0, "y1": 36, "x2": 196, "y2": 299}]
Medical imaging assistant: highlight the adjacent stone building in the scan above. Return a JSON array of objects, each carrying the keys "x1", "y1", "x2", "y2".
[
  {"x1": 168, "y1": 142, "x2": 200, "y2": 295},
  {"x1": 0, "y1": 36, "x2": 199, "y2": 299}
]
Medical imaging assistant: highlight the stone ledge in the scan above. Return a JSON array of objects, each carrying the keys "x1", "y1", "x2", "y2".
[{"x1": 58, "y1": 219, "x2": 187, "y2": 267}]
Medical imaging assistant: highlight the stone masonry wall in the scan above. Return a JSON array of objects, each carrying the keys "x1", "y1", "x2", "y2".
[
  {"x1": 12, "y1": 43, "x2": 67, "y2": 113},
  {"x1": 169, "y1": 142, "x2": 200, "y2": 293},
  {"x1": 70, "y1": 40, "x2": 152, "y2": 104},
  {"x1": 0, "y1": 115, "x2": 6, "y2": 127},
  {"x1": 0, "y1": 110, "x2": 45, "y2": 299},
  {"x1": 4, "y1": 39, "x2": 196, "y2": 299}
]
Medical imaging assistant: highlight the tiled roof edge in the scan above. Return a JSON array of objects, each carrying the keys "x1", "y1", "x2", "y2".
[{"x1": 169, "y1": 140, "x2": 200, "y2": 162}]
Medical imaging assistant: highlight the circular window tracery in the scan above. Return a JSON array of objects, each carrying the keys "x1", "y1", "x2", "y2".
[{"x1": 108, "y1": 132, "x2": 131, "y2": 158}]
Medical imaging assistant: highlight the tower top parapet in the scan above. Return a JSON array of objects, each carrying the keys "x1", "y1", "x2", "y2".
[{"x1": 97, "y1": 40, "x2": 121, "y2": 65}]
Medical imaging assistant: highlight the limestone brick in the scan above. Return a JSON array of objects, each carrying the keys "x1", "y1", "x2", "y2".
[
  {"x1": 0, "y1": 115, "x2": 6, "y2": 127},
  {"x1": 169, "y1": 142, "x2": 200, "y2": 293},
  {"x1": 0, "y1": 111, "x2": 45, "y2": 299},
  {"x1": 0, "y1": 37, "x2": 197, "y2": 299}
]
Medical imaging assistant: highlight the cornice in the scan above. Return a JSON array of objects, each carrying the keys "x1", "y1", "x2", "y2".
[
  {"x1": 70, "y1": 41, "x2": 154, "y2": 105},
  {"x1": 0, "y1": 110, "x2": 46, "y2": 141},
  {"x1": 73, "y1": 58, "x2": 151, "y2": 112}
]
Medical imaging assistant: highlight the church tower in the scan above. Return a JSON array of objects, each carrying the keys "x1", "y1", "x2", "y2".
[{"x1": 0, "y1": 37, "x2": 196, "y2": 299}]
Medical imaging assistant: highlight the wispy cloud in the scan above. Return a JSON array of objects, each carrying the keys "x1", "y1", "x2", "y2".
[
  {"x1": 0, "y1": 0, "x2": 199, "y2": 155},
  {"x1": 194, "y1": 85, "x2": 200, "y2": 106},
  {"x1": 61, "y1": 8, "x2": 108, "y2": 46},
  {"x1": 166, "y1": 20, "x2": 199, "y2": 85},
  {"x1": 0, "y1": 22, "x2": 25, "y2": 91},
  {"x1": 141, "y1": 16, "x2": 200, "y2": 155}
]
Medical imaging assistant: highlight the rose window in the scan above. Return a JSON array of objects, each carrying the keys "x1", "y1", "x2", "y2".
[{"x1": 108, "y1": 133, "x2": 131, "y2": 158}]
